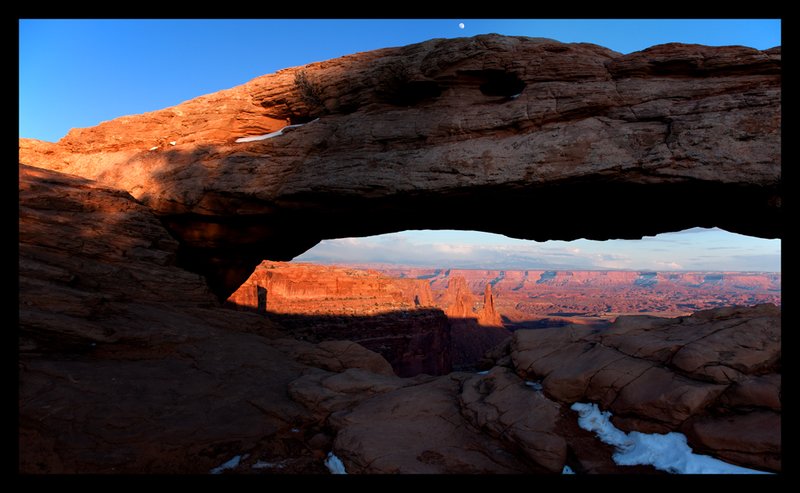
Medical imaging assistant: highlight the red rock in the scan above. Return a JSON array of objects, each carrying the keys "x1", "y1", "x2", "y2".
[
  {"x1": 227, "y1": 261, "x2": 451, "y2": 377},
  {"x1": 611, "y1": 366, "x2": 727, "y2": 426},
  {"x1": 370, "y1": 267, "x2": 780, "y2": 334},
  {"x1": 509, "y1": 304, "x2": 781, "y2": 471},
  {"x1": 720, "y1": 374, "x2": 781, "y2": 411},
  {"x1": 477, "y1": 283, "x2": 503, "y2": 327},
  {"x1": 19, "y1": 36, "x2": 780, "y2": 299},
  {"x1": 442, "y1": 276, "x2": 475, "y2": 319},
  {"x1": 18, "y1": 34, "x2": 783, "y2": 474},
  {"x1": 229, "y1": 261, "x2": 435, "y2": 315},
  {"x1": 328, "y1": 374, "x2": 533, "y2": 473},
  {"x1": 460, "y1": 368, "x2": 567, "y2": 472},
  {"x1": 19, "y1": 165, "x2": 320, "y2": 473},
  {"x1": 683, "y1": 412, "x2": 781, "y2": 472}
]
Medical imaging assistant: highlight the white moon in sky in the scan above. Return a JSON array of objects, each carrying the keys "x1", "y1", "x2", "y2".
[{"x1": 458, "y1": 22, "x2": 465, "y2": 29}]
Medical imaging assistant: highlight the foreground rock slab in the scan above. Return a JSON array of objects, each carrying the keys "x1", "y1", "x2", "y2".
[{"x1": 508, "y1": 304, "x2": 781, "y2": 471}]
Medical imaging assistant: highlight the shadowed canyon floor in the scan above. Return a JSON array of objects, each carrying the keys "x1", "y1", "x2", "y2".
[{"x1": 19, "y1": 34, "x2": 780, "y2": 474}]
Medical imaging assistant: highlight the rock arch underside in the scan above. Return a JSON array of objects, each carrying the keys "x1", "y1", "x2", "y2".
[{"x1": 19, "y1": 35, "x2": 781, "y2": 474}]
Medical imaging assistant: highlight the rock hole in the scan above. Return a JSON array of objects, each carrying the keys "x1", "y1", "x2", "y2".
[
  {"x1": 479, "y1": 70, "x2": 526, "y2": 97},
  {"x1": 385, "y1": 80, "x2": 442, "y2": 106},
  {"x1": 456, "y1": 69, "x2": 526, "y2": 98}
]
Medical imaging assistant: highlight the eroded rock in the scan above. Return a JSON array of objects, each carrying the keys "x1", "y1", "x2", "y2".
[
  {"x1": 19, "y1": 36, "x2": 781, "y2": 299},
  {"x1": 509, "y1": 305, "x2": 781, "y2": 470}
]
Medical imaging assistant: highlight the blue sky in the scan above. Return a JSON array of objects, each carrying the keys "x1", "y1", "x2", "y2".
[
  {"x1": 19, "y1": 19, "x2": 781, "y2": 271},
  {"x1": 296, "y1": 228, "x2": 781, "y2": 271}
]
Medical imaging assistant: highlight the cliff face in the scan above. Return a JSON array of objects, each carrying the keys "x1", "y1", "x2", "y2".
[
  {"x1": 19, "y1": 165, "x2": 327, "y2": 473},
  {"x1": 440, "y1": 276, "x2": 510, "y2": 368},
  {"x1": 227, "y1": 261, "x2": 450, "y2": 377},
  {"x1": 228, "y1": 261, "x2": 434, "y2": 315},
  {"x1": 20, "y1": 35, "x2": 781, "y2": 299},
  {"x1": 477, "y1": 283, "x2": 503, "y2": 327},
  {"x1": 19, "y1": 34, "x2": 781, "y2": 474},
  {"x1": 376, "y1": 267, "x2": 780, "y2": 327}
]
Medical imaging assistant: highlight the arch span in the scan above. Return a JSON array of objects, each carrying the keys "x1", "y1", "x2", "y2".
[{"x1": 18, "y1": 35, "x2": 781, "y2": 300}]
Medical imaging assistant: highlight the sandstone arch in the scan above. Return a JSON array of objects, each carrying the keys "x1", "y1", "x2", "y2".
[{"x1": 19, "y1": 35, "x2": 781, "y2": 300}]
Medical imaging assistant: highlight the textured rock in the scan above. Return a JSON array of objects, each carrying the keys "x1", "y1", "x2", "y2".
[
  {"x1": 459, "y1": 368, "x2": 567, "y2": 472},
  {"x1": 276, "y1": 339, "x2": 396, "y2": 377},
  {"x1": 19, "y1": 165, "x2": 319, "y2": 473},
  {"x1": 18, "y1": 34, "x2": 782, "y2": 474},
  {"x1": 376, "y1": 267, "x2": 781, "y2": 328},
  {"x1": 19, "y1": 35, "x2": 781, "y2": 299},
  {"x1": 477, "y1": 283, "x2": 503, "y2": 327},
  {"x1": 228, "y1": 260, "x2": 435, "y2": 315},
  {"x1": 230, "y1": 263, "x2": 513, "y2": 375},
  {"x1": 683, "y1": 411, "x2": 781, "y2": 471},
  {"x1": 226, "y1": 261, "x2": 450, "y2": 376},
  {"x1": 442, "y1": 275, "x2": 512, "y2": 369},
  {"x1": 442, "y1": 276, "x2": 476, "y2": 319},
  {"x1": 327, "y1": 374, "x2": 533, "y2": 473},
  {"x1": 509, "y1": 304, "x2": 781, "y2": 471}
]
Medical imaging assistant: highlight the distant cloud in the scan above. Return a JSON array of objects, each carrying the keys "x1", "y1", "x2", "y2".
[{"x1": 294, "y1": 229, "x2": 780, "y2": 272}]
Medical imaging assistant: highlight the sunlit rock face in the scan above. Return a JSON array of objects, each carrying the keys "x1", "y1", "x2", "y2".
[
  {"x1": 227, "y1": 261, "x2": 452, "y2": 377},
  {"x1": 19, "y1": 34, "x2": 780, "y2": 474},
  {"x1": 20, "y1": 35, "x2": 781, "y2": 299}
]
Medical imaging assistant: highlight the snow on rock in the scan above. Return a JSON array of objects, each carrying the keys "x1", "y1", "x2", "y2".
[
  {"x1": 476, "y1": 370, "x2": 489, "y2": 375},
  {"x1": 524, "y1": 380, "x2": 543, "y2": 391},
  {"x1": 562, "y1": 465, "x2": 575, "y2": 474},
  {"x1": 209, "y1": 454, "x2": 246, "y2": 474},
  {"x1": 252, "y1": 460, "x2": 284, "y2": 470},
  {"x1": 236, "y1": 130, "x2": 284, "y2": 142},
  {"x1": 148, "y1": 146, "x2": 159, "y2": 151},
  {"x1": 169, "y1": 141, "x2": 176, "y2": 146},
  {"x1": 324, "y1": 451, "x2": 347, "y2": 474},
  {"x1": 235, "y1": 119, "x2": 319, "y2": 143},
  {"x1": 570, "y1": 402, "x2": 771, "y2": 474}
]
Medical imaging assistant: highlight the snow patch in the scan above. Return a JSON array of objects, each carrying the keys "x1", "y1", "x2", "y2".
[
  {"x1": 148, "y1": 146, "x2": 159, "y2": 151},
  {"x1": 169, "y1": 141, "x2": 176, "y2": 146},
  {"x1": 525, "y1": 380, "x2": 543, "y2": 391},
  {"x1": 252, "y1": 460, "x2": 284, "y2": 470},
  {"x1": 291, "y1": 428, "x2": 300, "y2": 433},
  {"x1": 236, "y1": 129, "x2": 285, "y2": 142},
  {"x1": 235, "y1": 119, "x2": 319, "y2": 143},
  {"x1": 562, "y1": 465, "x2": 575, "y2": 474},
  {"x1": 476, "y1": 370, "x2": 489, "y2": 375},
  {"x1": 210, "y1": 454, "x2": 247, "y2": 474},
  {"x1": 570, "y1": 402, "x2": 771, "y2": 474},
  {"x1": 324, "y1": 451, "x2": 347, "y2": 474}
]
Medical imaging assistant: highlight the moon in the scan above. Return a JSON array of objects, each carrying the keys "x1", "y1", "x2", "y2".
[{"x1": 458, "y1": 22, "x2": 465, "y2": 29}]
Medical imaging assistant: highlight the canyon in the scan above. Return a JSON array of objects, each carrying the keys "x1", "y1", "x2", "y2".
[
  {"x1": 227, "y1": 261, "x2": 510, "y2": 375},
  {"x1": 19, "y1": 34, "x2": 780, "y2": 474},
  {"x1": 374, "y1": 266, "x2": 781, "y2": 327},
  {"x1": 227, "y1": 262, "x2": 780, "y2": 376}
]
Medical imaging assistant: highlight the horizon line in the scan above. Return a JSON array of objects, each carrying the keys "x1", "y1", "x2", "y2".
[{"x1": 286, "y1": 260, "x2": 781, "y2": 274}]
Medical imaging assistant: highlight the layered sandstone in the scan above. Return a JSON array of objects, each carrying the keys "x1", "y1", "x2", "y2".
[
  {"x1": 228, "y1": 261, "x2": 434, "y2": 315},
  {"x1": 19, "y1": 164, "x2": 780, "y2": 473},
  {"x1": 18, "y1": 34, "x2": 782, "y2": 474},
  {"x1": 503, "y1": 304, "x2": 781, "y2": 471},
  {"x1": 19, "y1": 35, "x2": 781, "y2": 299},
  {"x1": 374, "y1": 267, "x2": 781, "y2": 327},
  {"x1": 227, "y1": 261, "x2": 450, "y2": 376}
]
